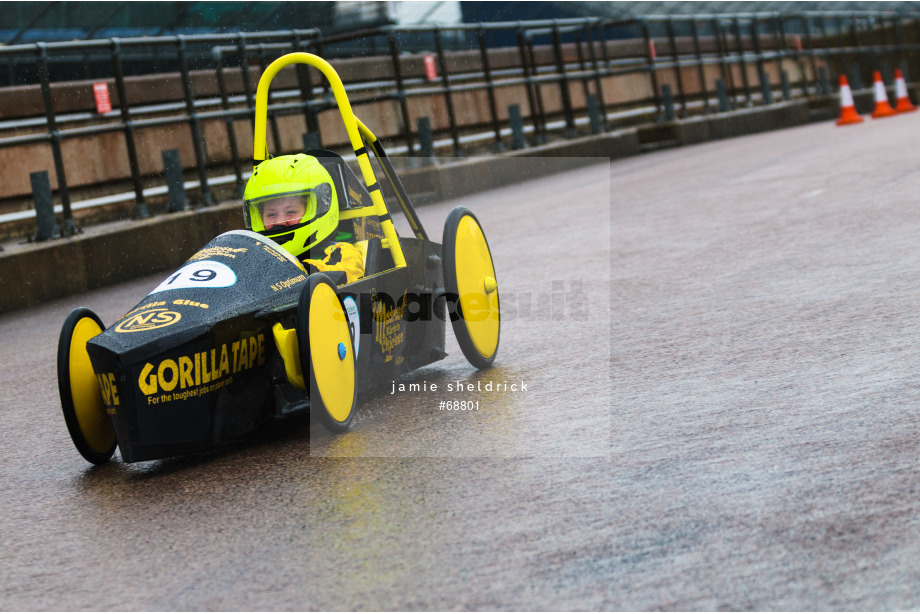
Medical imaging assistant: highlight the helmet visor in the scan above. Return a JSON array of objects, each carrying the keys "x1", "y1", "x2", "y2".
[
  {"x1": 259, "y1": 194, "x2": 310, "y2": 231},
  {"x1": 246, "y1": 184, "x2": 333, "y2": 233}
]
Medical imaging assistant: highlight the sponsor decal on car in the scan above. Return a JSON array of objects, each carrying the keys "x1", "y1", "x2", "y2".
[
  {"x1": 97, "y1": 372, "x2": 119, "y2": 414},
  {"x1": 262, "y1": 244, "x2": 293, "y2": 264},
  {"x1": 372, "y1": 289, "x2": 406, "y2": 364},
  {"x1": 270, "y1": 274, "x2": 307, "y2": 292},
  {"x1": 189, "y1": 246, "x2": 249, "y2": 261},
  {"x1": 172, "y1": 299, "x2": 209, "y2": 309},
  {"x1": 137, "y1": 333, "x2": 266, "y2": 405},
  {"x1": 115, "y1": 308, "x2": 182, "y2": 333}
]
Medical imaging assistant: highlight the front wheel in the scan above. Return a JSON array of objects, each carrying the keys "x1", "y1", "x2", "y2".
[
  {"x1": 57, "y1": 307, "x2": 117, "y2": 464},
  {"x1": 442, "y1": 206, "x2": 500, "y2": 369},
  {"x1": 297, "y1": 274, "x2": 357, "y2": 433}
]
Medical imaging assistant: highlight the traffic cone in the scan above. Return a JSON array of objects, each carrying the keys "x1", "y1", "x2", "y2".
[
  {"x1": 871, "y1": 71, "x2": 897, "y2": 118},
  {"x1": 836, "y1": 75, "x2": 864, "y2": 125},
  {"x1": 894, "y1": 68, "x2": 917, "y2": 113}
]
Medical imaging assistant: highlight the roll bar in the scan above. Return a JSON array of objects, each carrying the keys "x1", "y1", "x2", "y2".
[{"x1": 252, "y1": 52, "x2": 410, "y2": 267}]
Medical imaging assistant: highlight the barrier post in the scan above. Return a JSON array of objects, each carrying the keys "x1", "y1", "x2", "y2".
[
  {"x1": 818, "y1": 67, "x2": 829, "y2": 95},
  {"x1": 662, "y1": 84, "x2": 675, "y2": 121},
  {"x1": 162, "y1": 149, "x2": 187, "y2": 213},
  {"x1": 760, "y1": 69, "x2": 774, "y2": 104},
  {"x1": 30, "y1": 170, "x2": 60, "y2": 241},
  {"x1": 509, "y1": 104, "x2": 527, "y2": 150},
  {"x1": 587, "y1": 94, "x2": 602, "y2": 134},
  {"x1": 303, "y1": 132, "x2": 321, "y2": 152},
  {"x1": 417, "y1": 117, "x2": 435, "y2": 163},
  {"x1": 849, "y1": 64, "x2": 863, "y2": 91},
  {"x1": 716, "y1": 79, "x2": 729, "y2": 111}
]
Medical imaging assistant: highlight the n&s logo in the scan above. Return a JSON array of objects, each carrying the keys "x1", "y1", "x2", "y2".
[{"x1": 115, "y1": 308, "x2": 182, "y2": 333}]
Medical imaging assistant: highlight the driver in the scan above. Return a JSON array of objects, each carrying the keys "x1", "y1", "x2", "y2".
[{"x1": 243, "y1": 153, "x2": 365, "y2": 283}]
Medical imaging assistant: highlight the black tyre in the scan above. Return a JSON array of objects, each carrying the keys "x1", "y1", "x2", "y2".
[
  {"x1": 442, "y1": 206, "x2": 500, "y2": 369},
  {"x1": 57, "y1": 308, "x2": 116, "y2": 464}
]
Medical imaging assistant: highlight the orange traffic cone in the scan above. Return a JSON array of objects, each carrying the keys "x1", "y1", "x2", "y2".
[
  {"x1": 871, "y1": 71, "x2": 897, "y2": 118},
  {"x1": 894, "y1": 68, "x2": 917, "y2": 113},
  {"x1": 836, "y1": 75, "x2": 864, "y2": 125}
]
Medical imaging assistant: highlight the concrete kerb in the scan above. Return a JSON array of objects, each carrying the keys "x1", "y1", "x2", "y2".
[
  {"x1": 639, "y1": 100, "x2": 813, "y2": 147},
  {"x1": 0, "y1": 99, "x2": 835, "y2": 315},
  {"x1": 399, "y1": 129, "x2": 640, "y2": 204}
]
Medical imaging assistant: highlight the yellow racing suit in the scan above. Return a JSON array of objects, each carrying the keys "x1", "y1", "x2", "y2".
[{"x1": 302, "y1": 241, "x2": 367, "y2": 284}]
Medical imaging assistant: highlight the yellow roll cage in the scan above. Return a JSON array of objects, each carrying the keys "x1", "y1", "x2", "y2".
[{"x1": 252, "y1": 52, "x2": 418, "y2": 269}]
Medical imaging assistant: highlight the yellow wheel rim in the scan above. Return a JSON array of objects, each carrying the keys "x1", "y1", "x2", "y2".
[
  {"x1": 309, "y1": 283, "x2": 356, "y2": 423},
  {"x1": 69, "y1": 317, "x2": 116, "y2": 454},
  {"x1": 454, "y1": 216, "x2": 500, "y2": 359}
]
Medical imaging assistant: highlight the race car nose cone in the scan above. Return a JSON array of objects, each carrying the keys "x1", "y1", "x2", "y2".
[{"x1": 337, "y1": 342, "x2": 347, "y2": 360}]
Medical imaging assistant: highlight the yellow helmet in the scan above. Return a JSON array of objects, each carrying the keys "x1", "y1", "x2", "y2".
[{"x1": 243, "y1": 154, "x2": 339, "y2": 258}]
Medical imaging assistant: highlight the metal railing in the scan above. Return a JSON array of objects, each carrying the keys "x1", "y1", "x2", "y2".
[{"x1": 1, "y1": 11, "x2": 918, "y2": 240}]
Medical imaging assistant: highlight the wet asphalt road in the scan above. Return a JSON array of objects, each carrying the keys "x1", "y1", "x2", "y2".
[
  {"x1": 1, "y1": 159, "x2": 611, "y2": 611},
  {"x1": 3, "y1": 111, "x2": 920, "y2": 610}
]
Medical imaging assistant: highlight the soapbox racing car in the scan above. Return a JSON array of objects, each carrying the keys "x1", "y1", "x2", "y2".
[{"x1": 56, "y1": 53, "x2": 500, "y2": 464}]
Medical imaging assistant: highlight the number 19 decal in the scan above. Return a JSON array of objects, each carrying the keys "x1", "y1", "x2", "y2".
[{"x1": 149, "y1": 260, "x2": 237, "y2": 294}]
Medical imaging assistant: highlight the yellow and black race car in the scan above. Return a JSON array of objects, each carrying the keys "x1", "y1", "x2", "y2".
[{"x1": 56, "y1": 53, "x2": 500, "y2": 464}]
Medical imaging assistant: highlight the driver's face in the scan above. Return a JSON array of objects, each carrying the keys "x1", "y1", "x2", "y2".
[{"x1": 261, "y1": 197, "x2": 306, "y2": 229}]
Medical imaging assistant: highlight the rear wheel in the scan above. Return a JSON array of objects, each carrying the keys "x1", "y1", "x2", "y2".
[
  {"x1": 442, "y1": 206, "x2": 500, "y2": 369},
  {"x1": 297, "y1": 274, "x2": 357, "y2": 433},
  {"x1": 57, "y1": 308, "x2": 116, "y2": 464}
]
